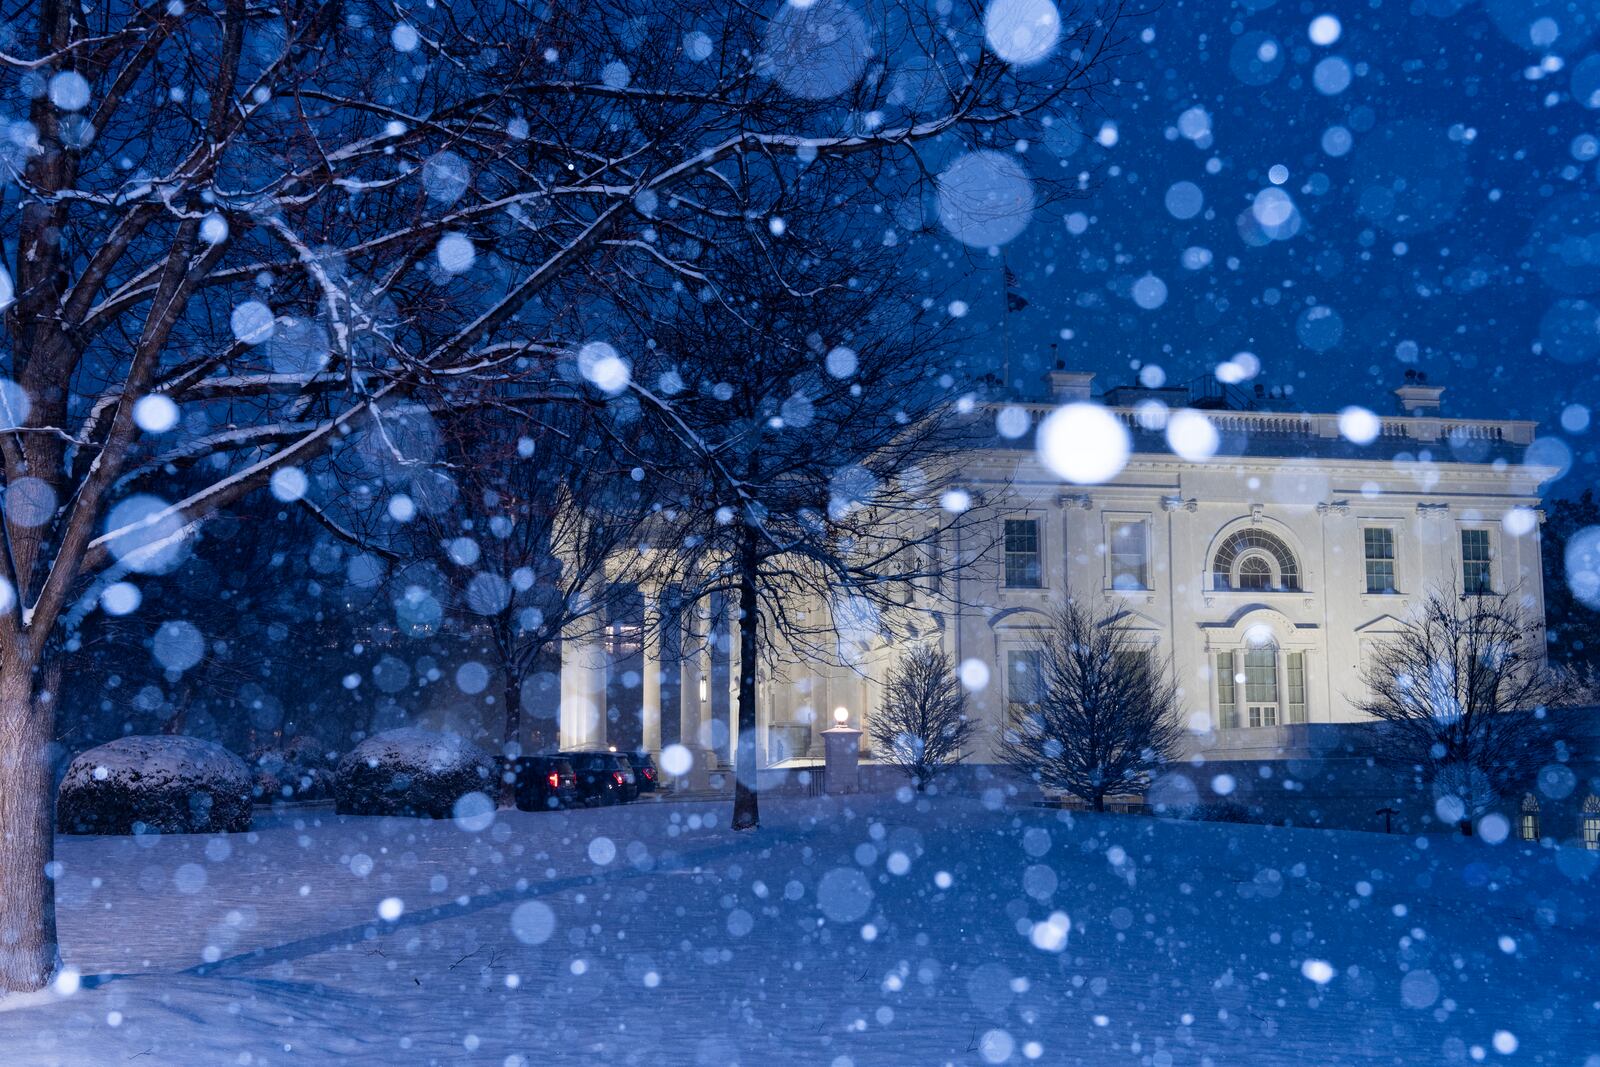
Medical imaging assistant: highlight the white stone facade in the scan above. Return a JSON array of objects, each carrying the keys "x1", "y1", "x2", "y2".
[{"x1": 559, "y1": 382, "x2": 1558, "y2": 776}]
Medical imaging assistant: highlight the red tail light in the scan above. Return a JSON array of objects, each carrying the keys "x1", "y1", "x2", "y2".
[
  {"x1": 612, "y1": 771, "x2": 626, "y2": 786},
  {"x1": 547, "y1": 771, "x2": 560, "y2": 789}
]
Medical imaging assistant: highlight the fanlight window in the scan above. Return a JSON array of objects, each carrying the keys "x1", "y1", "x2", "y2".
[{"x1": 1213, "y1": 529, "x2": 1301, "y2": 592}]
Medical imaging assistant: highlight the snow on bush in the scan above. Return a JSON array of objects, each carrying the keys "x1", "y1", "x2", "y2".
[
  {"x1": 333, "y1": 728, "x2": 495, "y2": 819},
  {"x1": 251, "y1": 736, "x2": 338, "y2": 802},
  {"x1": 57, "y1": 735, "x2": 253, "y2": 835}
]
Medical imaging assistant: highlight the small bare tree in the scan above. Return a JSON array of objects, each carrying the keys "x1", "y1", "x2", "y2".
[
  {"x1": 1356, "y1": 588, "x2": 1575, "y2": 835},
  {"x1": 1000, "y1": 601, "x2": 1185, "y2": 812},
  {"x1": 870, "y1": 644, "x2": 972, "y2": 791}
]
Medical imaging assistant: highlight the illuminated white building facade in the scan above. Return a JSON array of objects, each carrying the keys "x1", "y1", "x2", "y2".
[{"x1": 558, "y1": 372, "x2": 1557, "y2": 775}]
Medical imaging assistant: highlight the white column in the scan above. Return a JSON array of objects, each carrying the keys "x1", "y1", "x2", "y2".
[
  {"x1": 559, "y1": 627, "x2": 607, "y2": 751},
  {"x1": 673, "y1": 598, "x2": 713, "y2": 789},
  {"x1": 641, "y1": 588, "x2": 662, "y2": 756}
]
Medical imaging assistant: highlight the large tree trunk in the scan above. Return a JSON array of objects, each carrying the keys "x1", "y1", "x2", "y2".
[
  {"x1": 0, "y1": 656, "x2": 60, "y2": 992},
  {"x1": 731, "y1": 531, "x2": 761, "y2": 831}
]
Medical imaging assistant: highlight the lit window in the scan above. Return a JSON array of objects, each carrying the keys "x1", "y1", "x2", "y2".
[
  {"x1": 1110, "y1": 521, "x2": 1149, "y2": 590},
  {"x1": 1363, "y1": 528, "x2": 1396, "y2": 594},
  {"x1": 1520, "y1": 794, "x2": 1540, "y2": 843},
  {"x1": 1004, "y1": 519, "x2": 1041, "y2": 589},
  {"x1": 1461, "y1": 529, "x2": 1492, "y2": 595},
  {"x1": 1585, "y1": 796, "x2": 1600, "y2": 852}
]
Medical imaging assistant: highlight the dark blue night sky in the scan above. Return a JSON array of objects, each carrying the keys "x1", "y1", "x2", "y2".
[{"x1": 941, "y1": 0, "x2": 1600, "y2": 492}]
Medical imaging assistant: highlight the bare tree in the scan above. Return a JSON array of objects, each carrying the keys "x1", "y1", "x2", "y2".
[
  {"x1": 870, "y1": 643, "x2": 972, "y2": 791},
  {"x1": 409, "y1": 407, "x2": 659, "y2": 804},
  {"x1": 999, "y1": 601, "x2": 1186, "y2": 812},
  {"x1": 626, "y1": 221, "x2": 1000, "y2": 831},
  {"x1": 0, "y1": 0, "x2": 1127, "y2": 990},
  {"x1": 1356, "y1": 588, "x2": 1576, "y2": 835}
]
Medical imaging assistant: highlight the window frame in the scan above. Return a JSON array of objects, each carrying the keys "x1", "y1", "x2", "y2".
[
  {"x1": 1005, "y1": 648, "x2": 1043, "y2": 720},
  {"x1": 1243, "y1": 646, "x2": 1279, "y2": 728},
  {"x1": 1215, "y1": 643, "x2": 1310, "y2": 729},
  {"x1": 1285, "y1": 650, "x2": 1307, "y2": 724},
  {"x1": 1460, "y1": 527, "x2": 1494, "y2": 596},
  {"x1": 1002, "y1": 517, "x2": 1043, "y2": 590},
  {"x1": 1107, "y1": 517, "x2": 1151, "y2": 592},
  {"x1": 1362, "y1": 526, "x2": 1398, "y2": 595},
  {"x1": 1520, "y1": 794, "x2": 1541, "y2": 843},
  {"x1": 1216, "y1": 650, "x2": 1239, "y2": 730},
  {"x1": 1211, "y1": 528, "x2": 1301, "y2": 592}
]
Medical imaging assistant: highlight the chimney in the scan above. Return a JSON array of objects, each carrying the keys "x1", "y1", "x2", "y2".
[
  {"x1": 1393, "y1": 369, "x2": 1443, "y2": 416},
  {"x1": 1045, "y1": 359, "x2": 1094, "y2": 402}
]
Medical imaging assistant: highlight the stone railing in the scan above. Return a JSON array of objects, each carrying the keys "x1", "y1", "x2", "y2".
[{"x1": 1010, "y1": 402, "x2": 1535, "y2": 446}]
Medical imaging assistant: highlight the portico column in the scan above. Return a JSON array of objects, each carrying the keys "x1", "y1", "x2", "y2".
[
  {"x1": 559, "y1": 624, "x2": 607, "y2": 751},
  {"x1": 641, "y1": 587, "x2": 662, "y2": 756},
  {"x1": 675, "y1": 597, "x2": 713, "y2": 790}
]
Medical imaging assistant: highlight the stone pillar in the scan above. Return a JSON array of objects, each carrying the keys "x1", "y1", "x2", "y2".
[
  {"x1": 559, "y1": 627, "x2": 607, "y2": 751},
  {"x1": 641, "y1": 587, "x2": 662, "y2": 757},
  {"x1": 823, "y1": 719, "x2": 863, "y2": 795},
  {"x1": 673, "y1": 597, "x2": 713, "y2": 790}
]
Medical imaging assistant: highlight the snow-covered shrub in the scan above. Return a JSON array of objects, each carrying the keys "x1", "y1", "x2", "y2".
[
  {"x1": 333, "y1": 728, "x2": 495, "y2": 818},
  {"x1": 251, "y1": 736, "x2": 339, "y2": 802},
  {"x1": 57, "y1": 735, "x2": 254, "y2": 835}
]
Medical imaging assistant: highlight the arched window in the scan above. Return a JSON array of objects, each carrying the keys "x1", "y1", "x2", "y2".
[
  {"x1": 1519, "y1": 794, "x2": 1540, "y2": 842},
  {"x1": 1213, "y1": 529, "x2": 1301, "y2": 592},
  {"x1": 1584, "y1": 796, "x2": 1600, "y2": 852}
]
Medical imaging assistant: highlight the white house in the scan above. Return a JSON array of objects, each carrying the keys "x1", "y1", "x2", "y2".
[{"x1": 557, "y1": 370, "x2": 1559, "y2": 780}]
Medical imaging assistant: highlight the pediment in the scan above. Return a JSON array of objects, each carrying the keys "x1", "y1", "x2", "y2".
[{"x1": 1105, "y1": 607, "x2": 1164, "y2": 632}]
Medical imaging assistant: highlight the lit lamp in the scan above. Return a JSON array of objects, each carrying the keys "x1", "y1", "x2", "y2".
[
  {"x1": 699, "y1": 676, "x2": 709, "y2": 703},
  {"x1": 823, "y1": 704, "x2": 861, "y2": 795}
]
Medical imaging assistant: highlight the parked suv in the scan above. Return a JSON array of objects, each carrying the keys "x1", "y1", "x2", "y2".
[
  {"x1": 513, "y1": 755, "x2": 578, "y2": 811},
  {"x1": 609, "y1": 753, "x2": 640, "y2": 803},
  {"x1": 561, "y1": 752, "x2": 637, "y2": 806},
  {"x1": 628, "y1": 751, "x2": 660, "y2": 794}
]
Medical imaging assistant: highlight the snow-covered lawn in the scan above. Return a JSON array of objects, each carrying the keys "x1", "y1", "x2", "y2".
[{"x1": 2, "y1": 793, "x2": 1596, "y2": 1066}]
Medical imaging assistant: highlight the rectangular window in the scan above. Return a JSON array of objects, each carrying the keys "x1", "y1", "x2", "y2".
[
  {"x1": 1004, "y1": 519, "x2": 1041, "y2": 589},
  {"x1": 1520, "y1": 813, "x2": 1540, "y2": 842},
  {"x1": 1109, "y1": 520, "x2": 1149, "y2": 590},
  {"x1": 1461, "y1": 529, "x2": 1493, "y2": 595},
  {"x1": 1114, "y1": 648, "x2": 1152, "y2": 678},
  {"x1": 1585, "y1": 816, "x2": 1600, "y2": 852},
  {"x1": 1245, "y1": 648, "x2": 1279, "y2": 728},
  {"x1": 1007, "y1": 650, "x2": 1042, "y2": 718},
  {"x1": 1363, "y1": 527, "x2": 1396, "y2": 594},
  {"x1": 1216, "y1": 651, "x2": 1238, "y2": 730},
  {"x1": 1286, "y1": 651, "x2": 1307, "y2": 724}
]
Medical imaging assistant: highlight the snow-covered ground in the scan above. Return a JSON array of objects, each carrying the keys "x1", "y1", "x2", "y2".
[{"x1": 2, "y1": 793, "x2": 1596, "y2": 1066}]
